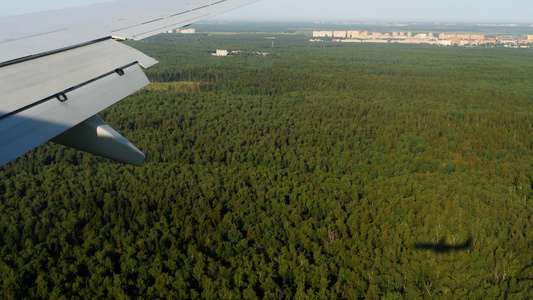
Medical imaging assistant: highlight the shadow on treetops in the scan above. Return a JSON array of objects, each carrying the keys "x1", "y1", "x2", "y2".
[{"x1": 413, "y1": 236, "x2": 473, "y2": 253}]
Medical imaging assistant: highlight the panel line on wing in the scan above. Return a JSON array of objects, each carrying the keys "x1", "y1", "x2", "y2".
[
  {"x1": 110, "y1": 0, "x2": 231, "y2": 37},
  {"x1": 0, "y1": 28, "x2": 68, "y2": 45},
  {"x1": 141, "y1": 18, "x2": 165, "y2": 25},
  {"x1": 0, "y1": 37, "x2": 112, "y2": 68},
  {"x1": 192, "y1": 5, "x2": 210, "y2": 11},
  {"x1": 169, "y1": 11, "x2": 190, "y2": 17}
]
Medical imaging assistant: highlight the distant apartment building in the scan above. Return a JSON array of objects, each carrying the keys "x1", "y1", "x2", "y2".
[
  {"x1": 372, "y1": 32, "x2": 382, "y2": 38},
  {"x1": 347, "y1": 31, "x2": 360, "y2": 38},
  {"x1": 467, "y1": 34, "x2": 484, "y2": 40},
  {"x1": 439, "y1": 33, "x2": 485, "y2": 40},
  {"x1": 313, "y1": 28, "x2": 506, "y2": 46},
  {"x1": 313, "y1": 31, "x2": 333, "y2": 37},
  {"x1": 166, "y1": 28, "x2": 196, "y2": 34},
  {"x1": 334, "y1": 31, "x2": 347, "y2": 38},
  {"x1": 180, "y1": 28, "x2": 196, "y2": 34}
]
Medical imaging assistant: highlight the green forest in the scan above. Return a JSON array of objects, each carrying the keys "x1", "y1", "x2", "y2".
[{"x1": 1, "y1": 27, "x2": 532, "y2": 298}]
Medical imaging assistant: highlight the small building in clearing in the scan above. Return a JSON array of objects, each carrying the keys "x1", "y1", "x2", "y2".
[{"x1": 212, "y1": 49, "x2": 229, "y2": 57}]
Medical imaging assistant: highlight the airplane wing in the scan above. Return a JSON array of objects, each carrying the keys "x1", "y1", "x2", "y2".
[{"x1": 0, "y1": 0, "x2": 257, "y2": 167}]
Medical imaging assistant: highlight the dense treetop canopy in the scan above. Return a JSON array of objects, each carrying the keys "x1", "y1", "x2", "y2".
[{"x1": 1, "y1": 29, "x2": 532, "y2": 298}]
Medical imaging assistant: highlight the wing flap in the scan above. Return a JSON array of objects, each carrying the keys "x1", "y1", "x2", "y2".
[
  {"x1": 0, "y1": 40, "x2": 157, "y2": 118},
  {"x1": 0, "y1": 63, "x2": 149, "y2": 166}
]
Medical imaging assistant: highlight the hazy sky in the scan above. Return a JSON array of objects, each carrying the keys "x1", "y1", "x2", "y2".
[{"x1": 1, "y1": 0, "x2": 532, "y2": 23}]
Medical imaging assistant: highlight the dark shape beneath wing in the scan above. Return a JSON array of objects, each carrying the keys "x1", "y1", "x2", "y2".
[{"x1": 413, "y1": 236, "x2": 472, "y2": 253}]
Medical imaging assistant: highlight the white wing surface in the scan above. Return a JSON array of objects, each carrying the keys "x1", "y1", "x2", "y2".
[{"x1": 0, "y1": 0, "x2": 257, "y2": 167}]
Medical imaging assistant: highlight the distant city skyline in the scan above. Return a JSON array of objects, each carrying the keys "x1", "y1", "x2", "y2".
[{"x1": 1, "y1": 0, "x2": 532, "y2": 24}]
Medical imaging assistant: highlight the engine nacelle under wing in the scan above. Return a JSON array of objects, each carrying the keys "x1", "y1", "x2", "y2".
[{"x1": 0, "y1": 40, "x2": 156, "y2": 166}]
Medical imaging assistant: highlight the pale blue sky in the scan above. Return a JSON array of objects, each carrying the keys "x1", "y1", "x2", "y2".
[{"x1": 1, "y1": 0, "x2": 532, "y2": 23}]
